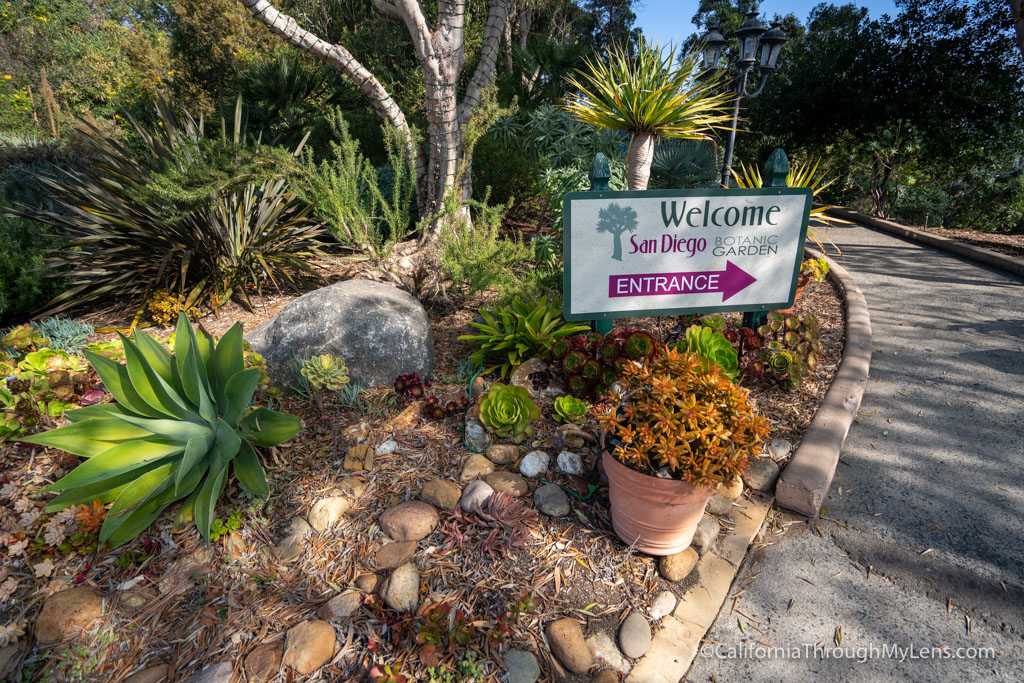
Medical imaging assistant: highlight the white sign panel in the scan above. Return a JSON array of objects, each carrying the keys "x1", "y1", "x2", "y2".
[{"x1": 562, "y1": 188, "x2": 813, "y2": 320}]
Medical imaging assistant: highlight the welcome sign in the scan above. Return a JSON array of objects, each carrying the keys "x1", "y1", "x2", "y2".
[{"x1": 562, "y1": 188, "x2": 813, "y2": 320}]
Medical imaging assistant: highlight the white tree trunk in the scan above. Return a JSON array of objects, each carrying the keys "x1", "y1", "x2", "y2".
[
  {"x1": 1012, "y1": 0, "x2": 1024, "y2": 59},
  {"x1": 626, "y1": 132, "x2": 656, "y2": 191}
]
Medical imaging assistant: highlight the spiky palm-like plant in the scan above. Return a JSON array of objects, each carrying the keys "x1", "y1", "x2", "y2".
[{"x1": 565, "y1": 42, "x2": 734, "y2": 191}]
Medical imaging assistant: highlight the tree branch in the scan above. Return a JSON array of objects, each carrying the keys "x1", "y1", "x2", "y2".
[
  {"x1": 371, "y1": 0, "x2": 403, "y2": 21},
  {"x1": 457, "y1": 0, "x2": 511, "y2": 123}
]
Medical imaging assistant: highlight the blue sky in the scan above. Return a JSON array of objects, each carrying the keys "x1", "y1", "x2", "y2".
[{"x1": 635, "y1": 0, "x2": 899, "y2": 48}]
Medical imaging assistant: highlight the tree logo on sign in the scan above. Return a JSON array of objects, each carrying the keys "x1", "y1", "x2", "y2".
[{"x1": 596, "y1": 202, "x2": 639, "y2": 262}]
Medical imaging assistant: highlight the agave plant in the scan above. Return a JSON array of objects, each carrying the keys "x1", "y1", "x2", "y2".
[
  {"x1": 731, "y1": 158, "x2": 849, "y2": 255},
  {"x1": 565, "y1": 42, "x2": 734, "y2": 190},
  {"x1": 478, "y1": 384, "x2": 540, "y2": 443},
  {"x1": 21, "y1": 314, "x2": 301, "y2": 546}
]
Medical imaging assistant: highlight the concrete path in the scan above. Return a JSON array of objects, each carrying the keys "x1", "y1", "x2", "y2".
[{"x1": 687, "y1": 222, "x2": 1024, "y2": 681}]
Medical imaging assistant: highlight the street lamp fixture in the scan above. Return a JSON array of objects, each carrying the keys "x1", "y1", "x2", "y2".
[{"x1": 700, "y1": 12, "x2": 788, "y2": 186}]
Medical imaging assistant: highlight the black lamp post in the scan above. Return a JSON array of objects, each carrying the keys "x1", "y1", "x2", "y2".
[{"x1": 701, "y1": 12, "x2": 788, "y2": 186}]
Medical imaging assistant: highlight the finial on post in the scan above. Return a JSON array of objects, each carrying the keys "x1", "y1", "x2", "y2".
[
  {"x1": 763, "y1": 148, "x2": 790, "y2": 188},
  {"x1": 590, "y1": 153, "x2": 611, "y2": 191}
]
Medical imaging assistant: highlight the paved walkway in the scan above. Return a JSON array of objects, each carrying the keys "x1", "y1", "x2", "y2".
[{"x1": 688, "y1": 222, "x2": 1024, "y2": 681}]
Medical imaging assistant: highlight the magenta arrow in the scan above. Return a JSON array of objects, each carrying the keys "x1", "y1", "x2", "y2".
[{"x1": 608, "y1": 261, "x2": 757, "y2": 302}]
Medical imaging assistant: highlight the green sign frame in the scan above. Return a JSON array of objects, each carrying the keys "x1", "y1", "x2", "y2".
[{"x1": 561, "y1": 187, "x2": 814, "y2": 322}]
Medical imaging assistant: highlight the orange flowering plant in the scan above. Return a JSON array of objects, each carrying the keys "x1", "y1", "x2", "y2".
[{"x1": 598, "y1": 346, "x2": 770, "y2": 487}]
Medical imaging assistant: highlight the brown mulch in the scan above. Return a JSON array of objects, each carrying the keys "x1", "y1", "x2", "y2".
[
  {"x1": 916, "y1": 226, "x2": 1024, "y2": 259},
  {"x1": 0, "y1": 273, "x2": 845, "y2": 682}
]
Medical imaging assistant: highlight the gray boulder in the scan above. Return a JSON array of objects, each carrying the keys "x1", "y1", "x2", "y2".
[{"x1": 246, "y1": 280, "x2": 434, "y2": 389}]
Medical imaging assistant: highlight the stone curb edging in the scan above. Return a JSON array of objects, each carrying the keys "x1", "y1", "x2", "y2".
[
  {"x1": 826, "y1": 207, "x2": 1024, "y2": 279},
  {"x1": 775, "y1": 246, "x2": 873, "y2": 517}
]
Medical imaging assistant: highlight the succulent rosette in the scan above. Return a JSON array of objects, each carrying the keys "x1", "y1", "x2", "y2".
[
  {"x1": 478, "y1": 383, "x2": 540, "y2": 442},
  {"x1": 553, "y1": 395, "x2": 589, "y2": 424}
]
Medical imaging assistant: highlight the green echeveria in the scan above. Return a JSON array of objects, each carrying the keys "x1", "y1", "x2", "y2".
[
  {"x1": 680, "y1": 325, "x2": 739, "y2": 380},
  {"x1": 22, "y1": 313, "x2": 301, "y2": 547},
  {"x1": 478, "y1": 383, "x2": 540, "y2": 443},
  {"x1": 300, "y1": 354, "x2": 350, "y2": 391},
  {"x1": 553, "y1": 395, "x2": 589, "y2": 424}
]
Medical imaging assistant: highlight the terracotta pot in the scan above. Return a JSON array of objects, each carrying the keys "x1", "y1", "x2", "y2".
[
  {"x1": 602, "y1": 450, "x2": 716, "y2": 555},
  {"x1": 778, "y1": 274, "x2": 811, "y2": 313}
]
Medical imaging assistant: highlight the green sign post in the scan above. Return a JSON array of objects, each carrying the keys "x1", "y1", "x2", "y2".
[{"x1": 567, "y1": 149, "x2": 809, "y2": 328}]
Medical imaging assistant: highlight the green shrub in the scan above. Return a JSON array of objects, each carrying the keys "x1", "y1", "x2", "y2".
[
  {"x1": 23, "y1": 314, "x2": 301, "y2": 546},
  {"x1": 439, "y1": 199, "x2": 533, "y2": 298},
  {"x1": 459, "y1": 297, "x2": 589, "y2": 378}
]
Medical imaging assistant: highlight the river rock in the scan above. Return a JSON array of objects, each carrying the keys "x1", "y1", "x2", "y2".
[
  {"x1": 309, "y1": 496, "x2": 351, "y2": 532},
  {"x1": 707, "y1": 494, "x2": 733, "y2": 516},
  {"x1": 649, "y1": 590, "x2": 677, "y2": 619},
  {"x1": 465, "y1": 419, "x2": 491, "y2": 451},
  {"x1": 282, "y1": 620, "x2": 336, "y2": 675},
  {"x1": 355, "y1": 573, "x2": 383, "y2": 594},
  {"x1": 376, "y1": 438, "x2": 398, "y2": 455},
  {"x1": 504, "y1": 649, "x2": 541, "y2": 683},
  {"x1": 586, "y1": 633, "x2": 630, "y2": 674},
  {"x1": 745, "y1": 457, "x2": 782, "y2": 491},
  {"x1": 534, "y1": 483, "x2": 570, "y2": 517},
  {"x1": 557, "y1": 450, "x2": 585, "y2": 476},
  {"x1": 461, "y1": 479, "x2": 495, "y2": 512},
  {"x1": 618, "y1": 611, "x2": 652, "y2": 658},
  {"x1": 382, "y1": 563, "x2": 420, "y2": 612},
  {"x1": 519, "y1": 450, "x2": 550, "y2": 477},
  {"x1": 376, "y1": 541, "x2": 417, "y2": 570},
  {"x1": 483, "y1": 471, "x2": 529, "y2": 497},
  {"x1": 545, "y1": 618, "x2": 592, "y2": 674},
  {"x1": 246, "y1": 279, "x2": 434, "y2": 389},
  {"x1": 318, "y1": 591, "x2": 362, "y2": 620},
  {"x1": 486, "y1": 444, "x2": 520, "y2": 465},
  {"x1": 768, "y1": 438, "x2": 792, "y2": 459},
  {"x1": 692, "y1": 515, "x2": 719, "y2": 555},
  {"x1": 0, "y1": 644, "x2": 19, "y2": 682},
  {"x1": 419, "y1": 479, "x2": 461, "y2": 511},
  {"x1": 123, "y1": 665, "x2": 169, "y2": 683},
  {"x1": 659, "y1": 547, "x2": 699, "y2": 582},
  {"x1": 338, "y1": 475, "x2": 367, "y2": 499},
  {"x1": 36, "y1": 588, "x2": 104, "y2": 644},
  {"x1": 244, "y1": 641, "x2": 283, "y2": 682},
  {"x1": 719, "y1": 476, "x2": 743, "y2": 500},
  {"x1": 459, "y1": 453, "x2": 495, "y2": 482},
  {"x1": 592, "y1": 671, "x2": 619, "y2": 683},
  {"x1": 184, "y1": 661, "x2": 232, "y2": 683},
  {"x1": 379, "y1": 502, "x2": 438, "y2": 542},
  {"x1": 273, "y1": 517, "x2": 311, "y2": 563}
]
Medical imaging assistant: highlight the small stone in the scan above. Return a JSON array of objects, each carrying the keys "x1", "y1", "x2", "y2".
[
  {"x1": 36, "y1": 588, "x2": 104, "y2": 644},
  {"x1": 379, "y1": 501, "x2": 439, "y2": 542},
  {"x1": 691, "y1": 515, "x2": 720, "y2": 555},
  {"x1": 461, "y1": 479, "x2": 495, "y2": 512},
  {"x1": 282, "y1": 619, "x2": 336, "y2": 675},
  {"x1": 0, "y1": 643, "x2": 21, "y2": 681},
  {"x1": 389, "y1": 402, "x2": 423, "y2": 431},
  {"x1": 309, "y1": 496, "x2": 352, "y2": 532},
  {"x1": 485, "y1": 443, "x2": 520, "y2": 465},
  {"x1": 244, "y1": 641, "x2": 283, "y2": 682},
  {"x1": 465, "y1": 419, "x2": 491, "y2": 451},
  {"x1": 586, "y1": 633, "x2": 630, "y2": 674},
  {"x1": 318, "y1": 591, "x2": 363, "y2": 620},
  {"x1": 592, "y1": 671, "x2": 619, "y2": 683},
  {"x1": 343, "y1": 443, "x2": 373, "y2": 471},
  {"x1": 519, "y1": 450, "x2": 550, "y2": 477},
  {"x1": 122, "y1": 664, "x2": 168, "y2": 683},
  {"x1": 768, "y1": 438, "x2": 792, "y2": 459},
  {"x1": 184, "y1": 661, "x2": 232, "y2": 683},
  {"x1": 342, "y1": 421, "x2": 371, "y2": 443},
  {"x1": 659, "y1": 547, "x2": 699, "y2": 582},
  {"x1": 483, "y1": 471, "x2": 529, "y2": 497},
  {"x1": 376, "y1": 438, "x2": 398, "y2": 455},
  {"x1": 719, "y1": 476, "x2": 743, "y2": 500},
  {"x1": 459, "y1": 453, "x2": 496, "y2": 482},
  {"x1": 556, "y1": 450, "x2": 584, "y2": 475},
  {"x1": 649, "y1": 591, "x2": 677, "y2": 620},
  {"x1": 338, "y1": 475, "x2": 367, "y2": 499},
  {"x1": 504, "y1": 649, "x2": 541, "y2": 683},
  {"x1": 376, "y1": 541, "x2": 417, "y2": 570},
  {"x1": 618, "y1": 611, "x2": 652, "y2": 658},
  {"x1": 470, "y1": 376, "x2": 487, "y2": 400},
  {"x1": 534, "y1": 483, "x2": 570, "y2": 517},
  {"x1": 224, "y1": 531, "x2": 246, "y2": 560},
  {"x1": 382, "y1": 563, "x2": 420, "y2": 612},
  {"x1": 158, "y1": 547, "x2": 214, "y2": 594},
  {"x1": 545, "y1": 618, "x2": 593, "y2": 674},
  {"x1": 118, "y1": 588, "x2": 155, "y2": 612},
  {"x1": 707, "y1": 494, "x2": 733, "y2": 516},
  {"x1": 745, "y1": 457, "x2": 782, "y2": 492},
  {"x1": 273, "y1": 517, "x2": 311, "y2": 563},
  {"x1": 556, "y1": 424, "x2": 594, "y2": 450},
  {"x1": 419, "y1": 479, "x2": 461, "y2": 511},
  {"x1": 355, "y1": 573, "x2": 383, "y2": 594}
]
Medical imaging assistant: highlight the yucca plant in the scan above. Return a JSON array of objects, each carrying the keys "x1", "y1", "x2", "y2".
[
  {"x1": 565, "y1": 42, "x2": 734, "y2": 190},
  {"x1": 731, "y1": 158, "x2": 849, "y2": 255},
  {"x1": 4, "y1": 96, "x2": 325, "y2": 316},
  {"x1": 21, "y1": 314, "x2": 301, "y2": 547}
]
